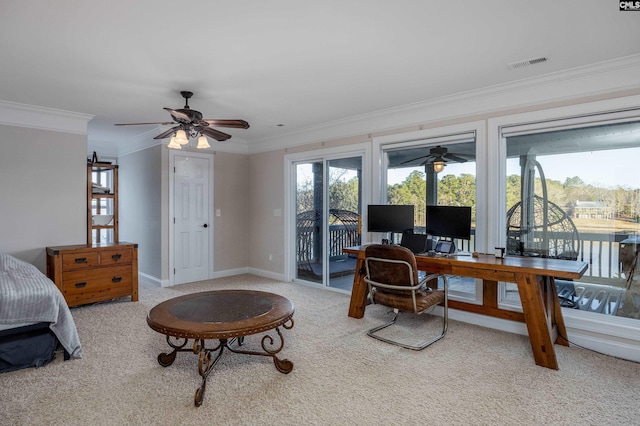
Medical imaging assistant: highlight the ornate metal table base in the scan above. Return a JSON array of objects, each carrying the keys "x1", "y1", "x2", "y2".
[{"x1": 156, "y1": 318, "x2": 294, "y2": 407}]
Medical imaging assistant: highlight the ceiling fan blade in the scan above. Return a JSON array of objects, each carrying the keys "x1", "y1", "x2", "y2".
[
  {"x1": 163, "y1": 107, "x2": 192, "y2": 123},
  {"x1": 444, "y1": 153, "x2": 469, "y2": 163},
  {"x1": 201, "y1": 119, "x2": 250, "y2": 129},
  {"x1": 199, "y1": 126, "x2": 232, "y2": 141},
  {"x1": 115, "y1": 121, "x2": 175, "y2": 126},
  {"x1": 401, "y1": 154, "x2": 435, "y2": 165},
  {"x1": 153, "y1": 126, "x2": 181, "y2": 140}
]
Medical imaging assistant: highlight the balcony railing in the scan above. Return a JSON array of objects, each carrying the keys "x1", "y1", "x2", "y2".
[{"x1": 297, "y1": 226, "x2": 638, "y2": 283}]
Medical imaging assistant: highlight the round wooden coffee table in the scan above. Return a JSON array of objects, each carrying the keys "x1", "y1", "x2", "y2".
[{"x1": 147, "y1": 289, "x2": 295, "y2": 406}]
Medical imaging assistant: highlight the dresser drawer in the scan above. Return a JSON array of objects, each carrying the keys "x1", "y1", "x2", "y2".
[
  {"x1": 101, "y1": 248, "x2": 133, "y2": 266},
  {"x1": 46, "y1": 242, "x2": 138, "y2": 307},
  {"x1": 63, "y1": 265, "x2": 132, "y2": 296},
  {"x1": 62, "y1": 251, "x2": 100, "y2": 271}
]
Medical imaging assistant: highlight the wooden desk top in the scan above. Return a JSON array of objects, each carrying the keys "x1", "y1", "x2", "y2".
[{"x1": 344, "y1": 245, "x2": 588, "y2": 280}]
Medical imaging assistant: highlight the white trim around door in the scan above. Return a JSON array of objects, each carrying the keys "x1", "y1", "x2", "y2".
[{"x1": 168, "y1": 149, "x2": 215, "y2": 286}]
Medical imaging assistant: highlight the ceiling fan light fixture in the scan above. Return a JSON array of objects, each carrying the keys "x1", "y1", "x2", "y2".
[
  {"x1": 196, "y1": 135, "x2": 210, "y2": 149},
  {"x1": 175, "y1": 129, "x2": 189, "y2": 144},
  {"x1": 167, "y1": 136, "x2": 181, "y2": 149},
  {"x1": 115, "y1": 92, "x2": 249, "y2": 144},
  {"x1": 433, "y1": 161, "x2": 445, "y2": 173}
]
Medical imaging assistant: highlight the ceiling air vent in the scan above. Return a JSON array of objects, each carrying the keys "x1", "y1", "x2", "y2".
[{"x1": 506, "y1": 56, "x2": 549, "y2": 70}]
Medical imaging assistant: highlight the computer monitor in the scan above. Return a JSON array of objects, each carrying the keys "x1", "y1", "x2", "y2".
[
  {"x1": 367, "y1": 204, "x2": 414, "y2": 234},
  {"x1": 426, "y1": 205, "x2": 472, "y2": 242}
]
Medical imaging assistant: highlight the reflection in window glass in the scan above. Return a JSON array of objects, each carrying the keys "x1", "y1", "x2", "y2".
[
  {"x1": 383, "y1": 141, "x2": 477, "y2": 298},
  {"x1": 504, "y1": 121, "x2": 640, "y2": 321}
]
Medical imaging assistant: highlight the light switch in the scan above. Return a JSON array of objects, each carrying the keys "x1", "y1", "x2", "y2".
[
  {"x1": 216, "y1": 209, "x2": 221, "y2": 217},
  {"x1": 274, "y1": 209, "x2": 281, "y2": 217}
]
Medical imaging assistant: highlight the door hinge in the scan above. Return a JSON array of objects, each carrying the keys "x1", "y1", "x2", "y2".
[{"x1": 173, "y1": 268, "x2": 175, "y2": 275}]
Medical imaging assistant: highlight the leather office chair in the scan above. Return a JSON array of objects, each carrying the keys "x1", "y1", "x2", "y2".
[{"x1": 363, "y1": 244, "x2": 448, "y2": 350}]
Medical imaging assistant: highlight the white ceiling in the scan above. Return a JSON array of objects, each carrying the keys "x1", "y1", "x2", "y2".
[{"x1": 1, "y1": 1, "x2": 639, "y2": 155}]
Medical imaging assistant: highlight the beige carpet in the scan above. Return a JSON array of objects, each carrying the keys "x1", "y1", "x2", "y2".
[{"x1": 1, "y1": 275, "x2": 638, "y2": 425}]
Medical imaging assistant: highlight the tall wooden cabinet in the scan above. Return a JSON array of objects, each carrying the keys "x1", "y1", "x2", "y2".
[
  {"x1": 45, "y1": 163, "x2": 138, "y2": 307},
  {"x1": 87, "y1": 163, "x2": 118, "y2": 244}
]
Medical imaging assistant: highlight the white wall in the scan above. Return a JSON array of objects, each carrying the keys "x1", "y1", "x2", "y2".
[
  {"x1": 116, "y1": 147, "x2": 249, "y2": 283},
  {"x1": 118, "y1": 145, "x2": 163, "y2": 279},
  {"x1": 248, "y1": 149, "x2": 285, "y2": 276},
  {"x1": 213, "y1": 151, "x2": 250, "y2": 273},
  {"x1": 0, "y1": 124, "x2": 86, "y2": 271}
]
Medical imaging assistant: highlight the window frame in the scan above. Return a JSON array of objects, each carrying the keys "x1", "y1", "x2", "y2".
[
  {"x1": 372, "y1": 121, "x2": 486, "y2": 304},
  {"x1": 487, "y1": 94, "x2": 640, "y2": 358}
]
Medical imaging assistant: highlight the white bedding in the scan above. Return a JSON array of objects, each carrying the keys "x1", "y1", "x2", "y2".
[{"x1": 0, "y1": 253, "x2": 82, "y2": 358}]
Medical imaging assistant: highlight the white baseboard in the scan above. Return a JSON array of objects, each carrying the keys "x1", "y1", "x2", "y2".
[
  {"x1": 146, "y1": 267, "x2": 286, "y2": 286},
  {"x1": 247, "y1": 267, "x2": 287, "y2": 282},
  {"x1": 565, "y1": 331, "x2": 640, "y2": 362},
  {"x1": 434, "y1": 306, "x2": 640, "y2": 363},
  {"x1": 138, "y1": 271, "x2": 166, "y2": 287},
  {"x1": 211, "y1": 267, "x2": 250, "y2": 279}
]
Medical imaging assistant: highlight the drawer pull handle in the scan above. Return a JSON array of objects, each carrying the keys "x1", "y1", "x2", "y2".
[
  {"x1": 112, "y1": 276, "x2": 122, "y2": 283},
  {"x1": 112, "y1": 254, "x2": 122, "y2": 261},
  {"x1": 75, "y1": 282, "x2": 87, "y2": 288},
  {"x1": 74, "y1": 258, "x2": 87, "y2": 264}
]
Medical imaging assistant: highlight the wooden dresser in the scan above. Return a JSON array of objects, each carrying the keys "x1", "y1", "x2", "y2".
[{"x1": 46, "y1": 242, "x2": 138, "y2": 307}]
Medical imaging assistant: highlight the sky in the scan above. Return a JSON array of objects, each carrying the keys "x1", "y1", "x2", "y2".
[
  {"x1": 515, "y1": 150, "x2": 640, "y2": 189},
  {"x1": 389, "y1": 148, "x2": 640, "y2": 189},
  {"x1": 298, "y1": 147, "x2": 640, "y2": 190}
]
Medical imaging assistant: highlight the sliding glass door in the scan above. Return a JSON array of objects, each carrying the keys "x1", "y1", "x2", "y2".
[
  {"x1": 293, "y1": 155, "x2": 363, "y2": 291},
  {"x1": 327, "y1": 157, "x2": 362, "y2": 290}
]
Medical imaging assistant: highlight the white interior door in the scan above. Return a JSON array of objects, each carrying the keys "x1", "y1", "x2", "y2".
[{"x1": 173, "y1": 154, "x2": 211, "y2": 284}]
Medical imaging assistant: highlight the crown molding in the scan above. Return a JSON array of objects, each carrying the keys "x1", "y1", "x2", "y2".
[
  {"x1": 98, "y1": 128, "x2": 251, "y2": 158},
  {"x1": 249, "y1": 54, "x2": 640, "y2": 154},
  {"x1": 0, "y1": 100, "x2": 94, "y2": 135}
]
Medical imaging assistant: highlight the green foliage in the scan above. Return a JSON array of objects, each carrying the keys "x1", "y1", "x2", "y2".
[
  {"x1": 388, "y1": 171, "x2": 427, "y2": 225},
  {"x1": 297, "y1": 165, "x2": 640, "y2": 225},
  {"x1": 387, "y1": 172, "x2": 476, "y2": 226},
  {"x1": 329, "y1": 176, "x2": 359, "y2": 212}
]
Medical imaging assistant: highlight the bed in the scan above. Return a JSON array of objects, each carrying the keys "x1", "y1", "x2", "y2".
[{"x1": 0, "y1": 253, "x2": 82, "y2": 373}]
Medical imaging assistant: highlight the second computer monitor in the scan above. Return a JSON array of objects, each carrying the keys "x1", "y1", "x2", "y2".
[{"x1": 426, "y1": 205, "x2": 472, "y2": 241}]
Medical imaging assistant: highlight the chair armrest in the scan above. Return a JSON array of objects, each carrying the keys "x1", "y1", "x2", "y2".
[{"x1": 364, "y1": 278, "x2": 424, "y2": 292}]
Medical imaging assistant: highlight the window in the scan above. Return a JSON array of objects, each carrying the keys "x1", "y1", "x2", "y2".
[
  {"x1": 374, "y1": 124, "x2": 484, "y2": 302},
  {"x1": 500, "y1": 116, "x2": 640, "y2": 321}
]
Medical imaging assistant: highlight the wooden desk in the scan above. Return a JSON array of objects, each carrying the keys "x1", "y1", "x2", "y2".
[{"x1": 343, "y1": 245, "x2": 588, "y2": 370}]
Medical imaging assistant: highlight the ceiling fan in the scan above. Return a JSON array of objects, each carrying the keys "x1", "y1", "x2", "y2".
[
  {"x1": 401, "y1": 145, "x2": 473, "y2": 172},
  {"x1": 115, "y1": 91, "x2": 249, "y2": 148}
]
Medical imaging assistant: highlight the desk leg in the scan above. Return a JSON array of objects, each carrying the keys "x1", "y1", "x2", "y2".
[
  {"x1": 516, "y1": 273, "x2": 559, "y2": 370},
  {"x1": 549, "y1": 277, "x2": 569, "y2": 347},
  {"x1": 348, "y1": 256, "x2": 367, "y2": 318}
]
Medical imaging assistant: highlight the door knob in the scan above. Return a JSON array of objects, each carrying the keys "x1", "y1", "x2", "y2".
[{"x1": 203, "y1": 224, "x2": 208, "y2": 228}]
